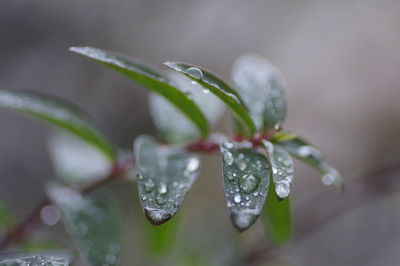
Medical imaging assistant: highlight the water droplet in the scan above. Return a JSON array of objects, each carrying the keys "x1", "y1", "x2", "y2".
[
  {"x1": 185, "y1": 67, "x2": 203, "y2": 80},
  {"x1": 190, "y1": 80, "x2": 197, "y2": 85},
  {"x1": 239, "y1": 174, "x2": 260, "y2": 193},
  {"x1": 275, "y1": 181, "x2": 290, "y2": 199},
  {"x1": 237, "y1": 159, "x2": 247, "y2": 171},
  {"x1": 144, "y1": 179, "x2": 155, "y2": 192},
  {"x1": 186, "y1": 157, "x2": 200, "y2": 173},
  {"x1": 156, "y1": 195, "x2": 165, "y2": 205},
  {"x1": 253, "y1": 192, "x2": 259, "y2": 196},
  {"x1": 137, "y1": 172, "x2": 143, "y2": 180},
  {"x1": 202, "y1": 88, "x2": 210, "y2": 94},
  {"x1": 144, "y1": 207, "x2": 172, "y2": 225},
  {"x1": 233, "y1": 194, "x2": 242, "y2": 203},
  {"x1": 158, "y1": 183, "x2": 168, "y2": 194},
  {"x1": 222, "y1": 150, "x2": 234, "y2": 165},
  {"x1": 272, "y1": 167, "x2": 278, "y2": 174},
  {"x1": 141, "y1": 195, "x2": 147, "y2": 201},
  {"x1": 231, "y1": 210, "x2": 258, "y2": 232},
  {"x1": 226, "y1": 172, "x2": 235, "y2": 181}
]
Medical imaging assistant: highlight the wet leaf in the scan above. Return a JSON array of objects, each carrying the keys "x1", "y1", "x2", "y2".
[
  {"x1": 0, "y1": 89, "x2": 115, "y2": 160},
  {"x1": 134, "y1": 135, "x2": 200, "y2": 225},
  {"x1": 231, "y1": 54, "x2": 287, "y2": 131},
  {"x1": 70, "y1": 47, "x2": 209, "y2": 139},
  {"x1": 262, "y1": 140, "x2": 294, "y2": 200},
  {"x1": 164, "y1": 61, "x2": 256, "y2": 136},
  {"x1": 149, "y1": 72, "x2": 224, "y2": 144},
  {"x1": 271, "y1": 132, "x2": 344, "y2": 188},
  {"x1": 220, "y1": 140, "x2": 270, "y2": 231},
  {"x1": 47, "y1": 132, "x2": 112, "y2": 185},
  {"x1": 46, "y1": 184, "x2": 122, "y2": 266},
  {"x1": 0, "y1": 255, "x2": 69, "y2": 266},
  {"x1": 263, "y1": 175, "x2": 292, "y2": 244}
]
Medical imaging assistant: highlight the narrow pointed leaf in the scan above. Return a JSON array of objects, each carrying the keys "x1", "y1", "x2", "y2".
[
  {"x1": 134, "y1": 135, "x2": 200, "y2": 225},
  {"x1": 0, "y1": 255, "x2": 70, "y2": 266},
  {"x1": 46, "y1": 184, "x2": 122, "y2": 266},
  {"x1": 0, "y1": 89, "x2": 116, "y2": 160},
  {"x1": 149, "y1": 72, "x2": 224, "y2": 144},
  {"x1": 70, "y1": 47, "x2": 209, "y2": 139},
  {"x1": 220, "y1": 140, "x2": 270, "y2": 231},
  {"x1": 262, "y1": 140, "x2": 294, "y2": 200},
  {"x1": 231, "y1": 54, "x2": 287, "y2": 131},
  {"x1": 271, "y1": 132, "x2": 343, "y2": 188},
  {"x1": 164, "y1": 61, "x2": 256, "y2": 136},
  {"x1": 263, "y1": 175, "x2": 292, "y2": 244}
]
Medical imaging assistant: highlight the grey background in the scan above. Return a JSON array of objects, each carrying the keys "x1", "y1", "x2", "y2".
[{"x1": 0, "y1": 1, "x2": 399, "y2": 265}]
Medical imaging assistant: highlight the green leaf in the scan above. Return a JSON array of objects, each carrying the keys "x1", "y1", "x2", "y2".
[
  {"x1": 262, "y1": 140, "x2": 294, "y2": 200},
  {"x1": 263, "y1": 175, "x2": 292, "y2": 244},
  {"x1": 164, "y1": 61, "x2": 256, "y2": 136},
  {"x1": 220, "y1": 140, "x2": 270, "y2": 231},
  {"x1": 231, "y1": 54, "x2": 287, "y2": 131},
  {"x1": 0, "y1": 200, "x2": 15, "y2": 232},
  {"x1": 70, "y1": 47, "x2": 209, "y2": 139},
  {"x1": 0, "y1": 255, "x2": 70, "y2": 266},
  {"x1": 47, "y1": 132, "x2": 112, "y2": 185},
  {"x1": 46, "y1": 184, "x2": 122, "y2": 266},
  {"x1": 0, "y1": 89, "x2": 116, "y2": 160},
  {"x1": 271, "y1": 132, "x2": 343, "y2": 188},
  {"x1": 149, "y1": 72, "x2": 224, "y2": 144},
  {"x1": 134, "y1": 135, "x2": 200, "y2": 225}
]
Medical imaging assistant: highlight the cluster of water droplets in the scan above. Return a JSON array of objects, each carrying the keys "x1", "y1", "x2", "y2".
[
  {"x1": 221, "y1": 141, "x2": 270, "y2": 231},
  {"x1": 136, "y1": 139, "x2": 201, "y2": 224},
  {"x1": 0, "y1": 255, "x2": 69, "y2": 266}
]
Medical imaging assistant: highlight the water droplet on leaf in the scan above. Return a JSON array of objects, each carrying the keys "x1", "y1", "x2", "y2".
[
  {"x1": 239, "y1": 174, "x2": 260, "y2": 193},
  {"x1": 185, "y1": 67, "x2": 203, "y2": 80}
]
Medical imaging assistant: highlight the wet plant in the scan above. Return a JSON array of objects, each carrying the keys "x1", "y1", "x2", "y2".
[{"x1": 0, "y1": 47, "x2": 343, "y2": 265}]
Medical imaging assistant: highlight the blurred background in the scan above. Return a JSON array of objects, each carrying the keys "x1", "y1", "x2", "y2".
[{"x1": 0, "y1": 0, "x2": 399, "y2": 265}]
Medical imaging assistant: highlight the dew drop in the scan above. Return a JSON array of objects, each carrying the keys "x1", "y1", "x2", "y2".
[
  {"x1": 185, "y1": 67, "x2": 203, "y2": 80},
  {"x1": 226, "y1": 172, "x2": 235, "y2": 181},
  {"x1": 186, "y1": 157, "x2": 200, "y2": 173},
  {"x1": 233, "y1": 194, "x2": 242, "y2": 203},
  {"x1": 158, "y1": 183, "x2": 168, "y2": 194},
  {"x1": 156, "y1": 195, "x2": 165, "y2": 205},
  {"x1": 275, "y1": 181, "x2": 290, "y2": 199},
  {"x1": 202, "y1": 88, "x2": 210, "y2": 94},
  {"x1": 137, "y1": 172, "x2": 143, "y2": 180},
  {"x1": 222, "y1": 150, "x2": 234, "y2": 165},
  {"x1": 237, "y1": 159, "x2": 247, "y2": 171},
  {"x1": 144, "y1": 179, "x2": 155, "y2": 192},
  {"x1": 239, "y1": 174, "x2": 260, "y2": 193},
  {"x1": 272, "y1": 167, "x2": 278, "y2": 174}
]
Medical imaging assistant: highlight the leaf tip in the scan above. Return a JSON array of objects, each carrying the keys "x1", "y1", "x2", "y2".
[
  {"x1": 231, "y1": 211, "x2": 258, "y2": 232},
  {"x1": 163, "y1": 61, "x2": 181, "y2": 72},
  {"x1": 144, "y1": 207, "x2": 173, "y2": 225}
]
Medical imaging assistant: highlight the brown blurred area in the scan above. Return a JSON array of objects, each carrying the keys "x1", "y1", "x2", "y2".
[{"x1": 0, "y1": 1, "x2": 400, "y2": 265}]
